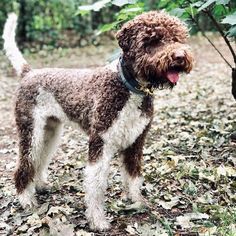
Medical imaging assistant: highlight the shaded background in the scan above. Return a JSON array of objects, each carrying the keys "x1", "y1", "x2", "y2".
[{"x1": 0, "y1": 0, "x2": 235, "y2": 49}]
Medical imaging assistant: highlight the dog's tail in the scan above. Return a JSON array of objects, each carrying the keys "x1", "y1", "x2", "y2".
[{"x1": 2, "y1": 13, "x2": 31, "y2": 77}]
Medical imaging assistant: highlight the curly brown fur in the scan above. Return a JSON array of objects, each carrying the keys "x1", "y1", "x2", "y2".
[
  {"x1": 3, "y1": 11, "x2": 193, "y2": 231},
  {"x1": 116, "y1": 11, "x2": 193, "y2": 89}
]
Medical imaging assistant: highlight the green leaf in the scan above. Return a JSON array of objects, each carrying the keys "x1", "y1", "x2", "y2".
[
  {"x1": 227, "y1": 25, "x2": 236, "y2": 37},
  {"x1": 191, "y1": 1, "x2": 204, "y2": 8},
  {"x1": 118, "y1": 3, "x2": 144, "y2": 14},
  {"x1": 112, "y1": 0, "x2": 137, "y2": 7},
  {"x1": 169, "y1": 8, "x2": 186, "y2": 18},
  {"x1": 77, "y1": 0, "x2": 111, "y2": 13},
  {"x1": 198, "y1": 0, "x2": 216, "y2": 11},
  {"x1": 77, "y1": 5, "x2": 93, "y2": 11},
  {"x1": 213, "y1": 5, "x2": 227, "y2": 19},
  {"x1": 186, "y1": 6, "x2": 199, "y2": 18},
  {"x1": 75, "y1": 9, "x2": 90, "y2": 16},
  {"x1": 91, "y1": 0, "x2": 111, "y2": 10},
  {"x1": 222, "y1": 12, "x2": 236, "y2": 25},
  {"x1": 115, "y1": 3, "x2": 144, "y2": 22},
  {"x1": 197, "y1": 0, "x2": 230, "y2": 12},
  {"x1": 215, "y1": 0, "x2": 230, "y2": 5},
  {"x1": 121, "y1": 7, "x2": 143, "y2": 13},
  {"x1": 99, "y1": 21, "x2": 120, "y2": 32}
]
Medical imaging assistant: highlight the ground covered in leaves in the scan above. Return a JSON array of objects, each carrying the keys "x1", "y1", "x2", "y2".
[{"x1": 0, "y1": 36, "x2": 235, "y2": 236}]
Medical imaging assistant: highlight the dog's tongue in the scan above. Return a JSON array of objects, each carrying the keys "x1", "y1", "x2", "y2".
[{"x1": 166, "y1": 71, "x2": 179, "y2": 84}]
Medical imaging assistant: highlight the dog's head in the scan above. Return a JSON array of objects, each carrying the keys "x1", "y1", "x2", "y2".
[{"x1": 116, "y1": 11, "x2": 194, "y2": 90}]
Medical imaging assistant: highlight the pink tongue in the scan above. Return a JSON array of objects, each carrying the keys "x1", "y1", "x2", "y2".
[{"x1": 166, "y1": 71, "x2": 179, "y2": 83}]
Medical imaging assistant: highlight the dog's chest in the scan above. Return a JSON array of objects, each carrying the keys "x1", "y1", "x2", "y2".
[{"x1": 102, "y1": 94, "x2": 151, "y2": 151}]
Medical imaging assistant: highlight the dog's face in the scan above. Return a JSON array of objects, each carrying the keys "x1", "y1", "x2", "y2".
[{"x1": 116, "y1": 11, "x2": 194, "y2": 90}]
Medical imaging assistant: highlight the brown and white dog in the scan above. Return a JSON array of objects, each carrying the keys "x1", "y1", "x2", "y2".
[{"x1": 3, "y1": 11, "x2": 193, "y2": 230}]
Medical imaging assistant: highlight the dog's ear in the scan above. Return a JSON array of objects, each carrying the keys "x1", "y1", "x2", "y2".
[
  {"x1": 116, "y1": 23, "x2": 166, "y2": 52},
  {"x1": 116, "y1": 26, "x2": 132, "y2": 52}
]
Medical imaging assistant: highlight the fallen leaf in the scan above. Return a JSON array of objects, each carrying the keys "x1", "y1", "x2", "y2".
[
  {"x1": 159, "y1": 196, "x2": 180, "y2": 210},
  {"x1": 176, "y1": 212, "x2": 209, "y2": 229}
]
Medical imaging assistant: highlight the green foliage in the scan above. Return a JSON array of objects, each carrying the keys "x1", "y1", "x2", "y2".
[
  {"x1": 181, "y1": 0, "x2": 236, "y2": 38},
  {"x1": 76, "y1": 0, "x2": 236, "y2": 38},
  {"x1": 76, "y1": 0, "x2": 137, "y2": 14},
  {"x1": 76, "y1": 0, "x2": 143, "y2": 34},
  {"x1": 24, "y1": 0, "x2": 79, "y2": 44},
  {"x1": 222, "y1": 11, "x2": 236, "y2": 25},
  {"x1": 99, "y1": 2, "x2": 144, "y2": 33},
  {"x1": 0, "y1": 0, "x2": 84, "y2": 48},
  {"x1": 0, "y1": 0, "x2": 119, "y2": 48},
  {"x1": 227, "y1": 25, "x2": 236, "y2": 37},
  {"x1": 0, "y1": 0, "x2": 235, "y2": 49},
  {"x1": 77, "y1": 0, "x2": 110, "y2": 14}
]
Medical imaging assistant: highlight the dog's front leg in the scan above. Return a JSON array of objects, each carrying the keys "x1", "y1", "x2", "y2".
[
  {"x1": 84, "y1": 135, "x2": 112, "y2": 231},
  {"x1": 120, "y1": 125, "x2": 150, "y2": 204}
]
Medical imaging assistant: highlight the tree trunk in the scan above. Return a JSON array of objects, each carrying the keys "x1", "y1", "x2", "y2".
[{"x1": 232, "y1": 68, "x2": 236, "y2": 100}]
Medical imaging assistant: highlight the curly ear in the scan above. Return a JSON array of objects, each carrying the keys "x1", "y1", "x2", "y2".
[{"x1": 116, "y1": 26, "x2": 132, "y2": 52}]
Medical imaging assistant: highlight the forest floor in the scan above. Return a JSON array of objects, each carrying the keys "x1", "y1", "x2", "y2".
[{"x1": 0, "y1": 35, "x2": 235, "y2": 236}]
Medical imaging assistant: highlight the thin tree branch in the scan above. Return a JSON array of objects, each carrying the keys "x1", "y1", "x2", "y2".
[
  {"x1": 204, "y1": 9, "x2": 236, "y2": 65},
  {"x1": 183, "y1": 0, "x2": 233, "y2": 68},
  {"x1": 189, "y1": 14, "x2": 233, "y2": 69}
]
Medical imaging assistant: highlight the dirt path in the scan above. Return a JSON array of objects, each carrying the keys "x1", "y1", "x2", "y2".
[{"x1": 0, "y1": 36, "x2": 235, "y2": 236}]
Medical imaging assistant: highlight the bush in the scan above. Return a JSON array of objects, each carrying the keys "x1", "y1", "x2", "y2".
[{"x1": 0, "y1": 0, "x2": 117, "y2": 49}]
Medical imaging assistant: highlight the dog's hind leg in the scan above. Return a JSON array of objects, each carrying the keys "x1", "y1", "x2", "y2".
[
  {"x1": 14, "y1": 114, "x2": 37, "y2": 208},
  {"x1": 15, "y1": 105, "x2": 62, "y2": 208},
  {"x1": 34, "y1": 116, "x2": 63, "y2": 193},
  {"x1": 84, "y1": 135, "x2": 113, "y2": 231}
]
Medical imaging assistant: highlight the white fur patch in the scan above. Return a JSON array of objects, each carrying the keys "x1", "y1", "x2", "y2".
[
  {"x1": 34, "y1": 88, "x2": 70, "y2": 123},
  {"x1": 84, "y1": 146, "x2": 114, "y2": 230},
  {"x1": 84, "y1": 147, "x2": 112, "y2": 230},
  {"x1": 32, "y1": 89, "x2": 82, "y2": 182},
  {"x1": 3, "y1": 13, "x2": 28, "y2": 76},
  {"x1": 102, "y1": 93, "x2": 150, "y2": 153},
  {"x1": 120, "y1": 165, "x2": 143, "y2": 202},
  {"x1": 32, "y1": 89, "x2": 66, "y2": 165},
  {"x1": 18, "y1": 182, "x2": 37, "y2": 208}
]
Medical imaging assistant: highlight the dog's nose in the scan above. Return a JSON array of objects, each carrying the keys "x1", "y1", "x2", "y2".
[{"x1": 172, "y1": 50, "x2": 185, "y2": 64}]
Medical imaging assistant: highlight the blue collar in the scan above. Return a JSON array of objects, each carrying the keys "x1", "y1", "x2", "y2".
[{"x1": 118, "y1": 57, "x2": 146, "y2": 96}]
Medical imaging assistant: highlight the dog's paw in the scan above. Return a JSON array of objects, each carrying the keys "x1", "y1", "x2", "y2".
[
  {"x1": 90, "y1": 219, "x2": 110, "y2": 232},
  {"x1": 87, "y1": 211, "x2": 110, "y2": 232},
  {"x1": 18, "y1": 194, "x2": 38, "y2": 209},
  {"x1": 18, "y1": 187, "x2": 38, "y2": 209}
]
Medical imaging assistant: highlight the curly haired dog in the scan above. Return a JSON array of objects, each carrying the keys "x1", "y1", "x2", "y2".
[{"x1": 3, "y1": 11, "x2": 193, "y2": 230}]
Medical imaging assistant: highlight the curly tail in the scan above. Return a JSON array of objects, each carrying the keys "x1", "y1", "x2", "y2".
[{"x1": 2, "y1": 13, "x2": 30, "y2": 77}]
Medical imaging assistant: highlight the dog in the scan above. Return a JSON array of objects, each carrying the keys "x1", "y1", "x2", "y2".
[{"x1": 3, "y1": 11, "x2": 193, "y2": 231}]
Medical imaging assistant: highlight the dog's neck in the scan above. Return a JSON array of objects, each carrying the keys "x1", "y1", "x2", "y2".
[{"x1": 118, "y1": 56, "x2": 154, "y2": 96}]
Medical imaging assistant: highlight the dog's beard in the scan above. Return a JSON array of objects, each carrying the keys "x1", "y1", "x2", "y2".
[{"x1": 145, "y1": 62, "x2": 192, "y2": 90}]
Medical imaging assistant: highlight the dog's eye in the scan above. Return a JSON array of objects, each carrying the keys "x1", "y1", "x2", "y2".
[{"x1": 144, "y1": 39, "x2": 161, "y2": 54}]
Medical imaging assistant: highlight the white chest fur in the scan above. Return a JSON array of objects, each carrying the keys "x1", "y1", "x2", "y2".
[{"x1": 102, "y1": 94, "x2": 150, "y2": 153}]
